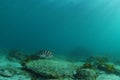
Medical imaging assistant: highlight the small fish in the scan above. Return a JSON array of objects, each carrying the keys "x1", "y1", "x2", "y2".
[{"x1": 34, "y1": 50, "x2": 53, "y2": 59}]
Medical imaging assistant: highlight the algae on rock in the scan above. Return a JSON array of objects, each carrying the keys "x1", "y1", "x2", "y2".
[{"x1": 25, "y1": 59, "x2": 76, "y2": 78}]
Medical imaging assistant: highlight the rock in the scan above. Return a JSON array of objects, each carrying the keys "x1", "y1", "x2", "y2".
[
  {"x1": 97, "y1": 74, "x2": 120, "y2": 80},
  {"x1": 7, "y1": 49, "x2": 28, "y2": 62},
  {"x1": 75, "y1": 69, "x2": 97, "y2": 80},
  {"x1": 0, "y1": 75, "x2": 31, "y2": 80},
  {"x1": 0, "y1": 65, "x2": 29, "y2": 77},
  {"x1": 0, "y1": 66, "x2": 16, "y2": 77},
  {"x1": 46, "y1": 78, "x2": 73, "y2": 80},
  {"x1": 0, "y1": 69, "x2": 14, "y2": 77},
  {"x1": 25, "y1": 59, "x2": 76, "y2": 78}
]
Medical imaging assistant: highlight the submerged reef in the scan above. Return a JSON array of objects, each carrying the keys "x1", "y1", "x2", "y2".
[
  {"x1": 0, "y1": 65, "x2": 31, "y2": 80},
  {"x1": 6, "y1": 49, "x2": 54, "y2": 66},
  {"x1": 75, "y1": 69, "x2": 97, "y2": 80},
  {"x1": 97, "y1": 74, "x2": 120, "y2": 80},
  {"x1": 81, "y1": 56, "x2": 120, "y2": 75},
  {"x1": 1, "y1": 49, "x2": 120, "y2": 80},
  {"x1": 25, "y1": 59, "x2": 76, "y2": 78},
  {"x1": 7, "y1": 49, "x2": 28, "y2": 62}
]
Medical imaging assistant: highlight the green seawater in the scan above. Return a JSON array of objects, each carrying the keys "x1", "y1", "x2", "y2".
[{"x1": 0, "y1": 0, "x2": 120, "y2": 60}]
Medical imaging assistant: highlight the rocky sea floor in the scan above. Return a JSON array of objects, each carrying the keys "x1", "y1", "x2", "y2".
[{"x1": 0, "y1": 49, "x2": 120, "y2": 80}]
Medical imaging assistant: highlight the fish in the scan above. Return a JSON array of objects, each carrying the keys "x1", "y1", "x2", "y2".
[{"x1": 33, "y1": 50, "x2": 53, "y2": 59}]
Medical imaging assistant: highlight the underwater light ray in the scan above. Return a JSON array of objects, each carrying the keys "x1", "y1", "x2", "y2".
[
  {"x1": 84, "y1": 0, "x2": 120, "y2": 15},
  {"x1": 102, "y1": 0, "x2": 120, "y2": 25},
  {"x1": 86, "y1": 1, "x2": 106, "y2": 13},
  {"x1": 82, "y1": 0, "x2": 120, "y2": 26}
]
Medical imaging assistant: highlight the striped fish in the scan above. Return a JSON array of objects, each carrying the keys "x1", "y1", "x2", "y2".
[{"x1": 35, "y1": 50, "x2": 53, "y2": 59}]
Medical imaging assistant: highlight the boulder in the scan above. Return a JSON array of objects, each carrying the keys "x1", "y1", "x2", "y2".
[
  {"x1": 97, "y1": 74, "x2": 120, "y2": 80},
  {"x1": 25, "y1": 59, "x2": 76, "y2": 78},
  {"x1": 75, "y1": 69, "x2": 97, "y2": 80}
]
